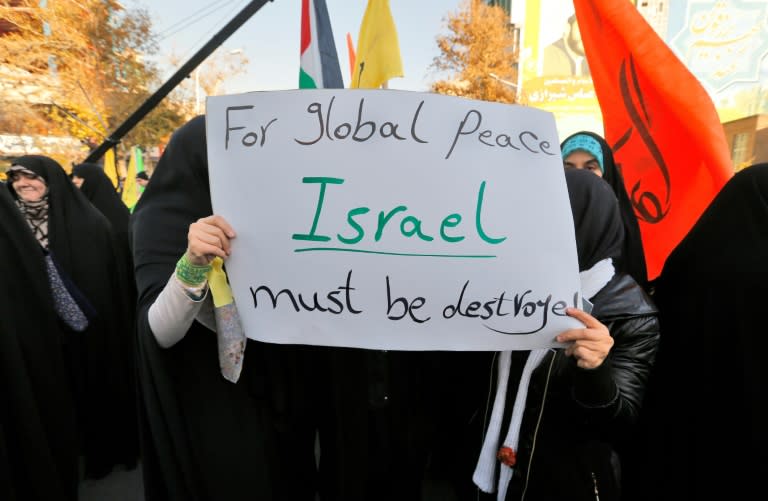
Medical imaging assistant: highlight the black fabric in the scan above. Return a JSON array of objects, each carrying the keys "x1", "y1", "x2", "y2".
[
  {"x1": 72, "y1": 162, "x2": 131, "y2": 244},
  {"x1": 45, "y1": 248, "x2": 99, "y2": 320},
  {"x1": 130, "y1": 115, "x2": 446, "y2": 501},
  {"x1": 565, "y1": 168, "x2": 624, "y2": 271},
  {"x1": 71, "y1": 162, "x2": 135, "y2": 321},
  {"x1": 130, "y1": 115, "x2": 321, "y2": 501},
  {"x1": 627, "y1": 163, "x2": 768, "y2": 501},
  {"x1": 561, "y1": 131, "x2": 648, "y2": 286},
  {"x1": 0, "y1": 187, "x2": 80, "y2": 501},
  {"x1": 320, "y1": 348, "x2": 443, "y2": 501},
  {"x1": 444, "y1": 275, "x2": 659, "y2": 501},
  {"x1": 6, "y1": 155, "x2": 138, "y2": 479}
]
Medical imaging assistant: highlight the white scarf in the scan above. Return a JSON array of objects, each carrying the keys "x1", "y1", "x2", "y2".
[{"x1": 472, "y1": 258, "x2": 615, "y2": 499}]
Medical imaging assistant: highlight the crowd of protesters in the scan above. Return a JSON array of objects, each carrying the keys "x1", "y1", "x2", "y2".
[{"x1": 1, "y1": 114, "x2": 763, "y2": 501}]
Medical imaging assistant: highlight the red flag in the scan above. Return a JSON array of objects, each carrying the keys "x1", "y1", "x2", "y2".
[{"x1": 574, "y1": 0, "x2": 733, "y2": 280}]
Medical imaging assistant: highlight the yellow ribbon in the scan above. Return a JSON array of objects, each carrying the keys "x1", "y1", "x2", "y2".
[{"x1": 207, "y1": 257, "x2": 234, "y2": 308}]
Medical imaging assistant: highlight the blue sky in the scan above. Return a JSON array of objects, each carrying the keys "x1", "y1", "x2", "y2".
[{"x1": 126, "y1": 0, "x2": 464, "y2": 94}]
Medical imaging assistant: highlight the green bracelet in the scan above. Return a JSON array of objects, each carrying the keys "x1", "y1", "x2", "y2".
[{"x1": 176, "y1": 254, "x2": 212, "y2": 286}]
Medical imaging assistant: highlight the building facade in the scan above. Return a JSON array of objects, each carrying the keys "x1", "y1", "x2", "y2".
[{"x1": 723, "y1": 114, "x2": 768, "y2": 170}]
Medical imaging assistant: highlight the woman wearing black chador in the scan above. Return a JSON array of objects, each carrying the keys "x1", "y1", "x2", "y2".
[{"x1": 1, "y1": 155, "x2": 138, "y2": 500}]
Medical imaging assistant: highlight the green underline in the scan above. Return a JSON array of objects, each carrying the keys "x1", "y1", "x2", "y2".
[{"x1": 294, "y1": 247, "x2": 497, "y2": 259}]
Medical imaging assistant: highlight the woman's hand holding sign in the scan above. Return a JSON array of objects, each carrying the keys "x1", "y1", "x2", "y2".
[
  {"x1": 186, "y1": 215, "x2": 236, "y2": 266},
  {"x1": 556, "y1": 307, "x2": 614, "y2": 369}
]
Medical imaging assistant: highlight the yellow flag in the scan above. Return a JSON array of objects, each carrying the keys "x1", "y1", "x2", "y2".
[
  {"x1": 103, "y1": 147, "x2": 119, "y2": 188},
  {"x1": 121, "y1": 148, "x2": 139, "y2": 209},
  {"x1": 351, "y1": 0, "x2": 403, "y2": 89}
]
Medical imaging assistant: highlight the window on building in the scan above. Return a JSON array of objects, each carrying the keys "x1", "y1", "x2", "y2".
[{"x1": 731, "y1": 132, "x2": 750, "y2": 167}]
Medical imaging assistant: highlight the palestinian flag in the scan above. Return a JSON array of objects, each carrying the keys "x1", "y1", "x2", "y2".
[{"x1": 299, "y1": 0, "x2": 343, "y2": 89}]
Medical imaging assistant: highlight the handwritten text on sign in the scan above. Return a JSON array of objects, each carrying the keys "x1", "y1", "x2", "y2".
[{"x1": 206, "y1": 89, "x2": 581, "y2": 350}]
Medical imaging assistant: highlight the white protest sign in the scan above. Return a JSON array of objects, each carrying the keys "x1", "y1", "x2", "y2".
[{"x1": 206, "y1": 89, "x2": 582, "y2": 350}]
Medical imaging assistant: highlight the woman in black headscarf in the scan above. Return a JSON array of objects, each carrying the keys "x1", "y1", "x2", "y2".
[
  {"x1": 71, "y1": 162, "x2": 134, "y2": 296},
  {"x1": 630, "y1": 163, "x2": 768, "y2": 501},
  {"x1": 3, "y1": 156, "x2": 138, "y2": 483},
  {"x1": 131, "y1": 113, "x2": 449, "y2": 501},
  {"x1": 561, "y1": 131, "x2": 648, "y2": 289},
  {"x1": 71, "y1": 162, "x2": 130, "y2": 242},
  {"x1": 0, "y1": 185, "x2": 80, "y2": 501},
  {"x1": 457, "y1": 169, "x2": 659, "y2": 501},
  {"x1": 130, "y1": 116, "x2": 322, "y2": 501}
]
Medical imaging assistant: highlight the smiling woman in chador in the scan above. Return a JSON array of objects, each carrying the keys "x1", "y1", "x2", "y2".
[{"x1": 0, "y1": 155, "x2": 138, "y2": 500}]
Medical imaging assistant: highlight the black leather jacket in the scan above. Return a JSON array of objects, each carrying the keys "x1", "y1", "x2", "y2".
[{"x1": 497, "y1": 272, "x2": 660, "y2": 501}]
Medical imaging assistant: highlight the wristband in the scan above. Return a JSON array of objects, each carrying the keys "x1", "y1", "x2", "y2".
[{"x1": 176, "y1": 253, "x2": 212, "y2": 286}]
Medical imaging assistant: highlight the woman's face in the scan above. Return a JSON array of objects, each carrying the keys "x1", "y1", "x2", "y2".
[
  {"x1": 564, "y1": 150, "x2": 603, "y2": 177},
  {"x1": 11, "y1": 171, "x2": 47, "y2": 202},
  {"x1": 72, "y1": 175, "x2": 84, "y2": 188}
]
